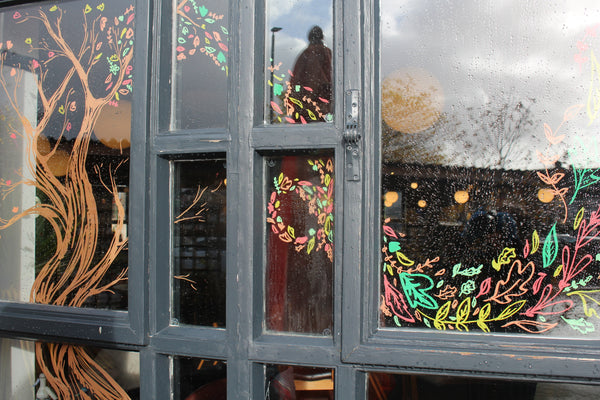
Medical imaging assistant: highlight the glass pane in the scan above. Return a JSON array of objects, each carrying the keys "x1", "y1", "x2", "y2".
[
  {"x1": 171, "y1": 0, "x2": 229, "y2": 130},
  {"x1": 380, "y1": 1, "x2": 600, "y2": 336},
  {"x1": 368, "y1": 372, "x2": 600, "y2": 400},
  {"x1": 0, "y1": 337, "x2": 139, "y2": 399},
  {"x1": 175, "y1": 357, "x2": 226, "y2": 400},
  {"x1": 265, "y1": 152, "x2": 334, "y2": 335},
  {"x1": 173, "y1": 158, "x2": 226, "y2": 327},
  {"x1": 265, "y1": 364, "x2": 334, "y2": 400},
  {"x1": 264, "y1": 1, "x2": 334, "y2": 124},
  {"x1": 0, "y1": 1, "x2": 133, "y2": 309}
]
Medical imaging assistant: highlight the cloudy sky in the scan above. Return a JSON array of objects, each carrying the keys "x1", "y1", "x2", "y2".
[
  {"x1": 266, "y1": 0, "x2": 334, "y2": 81},
  {"x1": 380, "y1": 0, "x2": 600, "y2": 169},
  {"x1": 263, "y1": 0, "x2": 600, "y2": 169}
]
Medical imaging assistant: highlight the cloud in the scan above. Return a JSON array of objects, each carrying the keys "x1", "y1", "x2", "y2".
[
  {"x1": 381, "y1": 0, "x2": 600, "y2": 169},
  {"x1": 266, "y1": 0, "x2": 334, "y2": 71},
  {"x1": 267, "y1": 0, "x2": 307, "y2": 21}
]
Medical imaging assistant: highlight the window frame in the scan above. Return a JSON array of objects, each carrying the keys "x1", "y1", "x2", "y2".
[
  {"x1": 2, "y1": 0, "x2": 600, "y2": 399},
  {"x1": 246, "y1": 0, "x2": 347, "y2": 385},
  {"x1": 340, "y1": 0, "x2": 600, "y2": 385},
  {"x1": 0, "y1": 0, "x2": 150, "y2": 347}
]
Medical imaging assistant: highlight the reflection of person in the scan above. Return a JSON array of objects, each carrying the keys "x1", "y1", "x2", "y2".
[
  {"x1": 459, "y1": 205, "x2": 526, "y2": 334},
  {"x1": 462, "y1": 207, "x2": 520, "y2": 246},
  {"x1": 289, "y1": 26, "x2": 333, "y2": 122},
  {"x1": 461, "y1": 206, "x2": 521, "y2": 268}
]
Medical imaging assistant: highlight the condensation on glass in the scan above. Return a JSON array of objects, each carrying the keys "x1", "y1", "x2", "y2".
[
  {"x1": 264, "y1": 152, "x2": 334, "y2": 335},
  {"x1": 174, "y1": 357, "x2": 226, "y2": 400},
  {"x1": 368, "y1": 371, "x2": 600, "y2": 400},
  {"x1": 264, "y1": 364, "x2": 334, "y2": 399},
  {"x1": 0, "y1": 1, "x2": 132, "y2": 309},
  {"x1": 379, "y1": 1, "x2": 600, "y2": 337},
  {"x1": 173, "y1": 158, "x2": 226, "y2": 327},
  {"x1": 170, "y1": 0, "x2": 229, "y2": 130},
  {"x1": 264, "y1": 0, "x2": 334, "y2": 124},
  {"x1": 0, "y1": 337, "x2": 139, "y2": 399}
]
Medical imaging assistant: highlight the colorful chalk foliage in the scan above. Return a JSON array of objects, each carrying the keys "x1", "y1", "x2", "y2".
[
  {"x1": 379, "y1": 18, "x2": 600, "y2": 336},
  {"x1": 175, "y1": 0, "x2": 228, "y2": 74},
  {"x1": 172, "y1": 0, "x2": 229, "y2": 129}
]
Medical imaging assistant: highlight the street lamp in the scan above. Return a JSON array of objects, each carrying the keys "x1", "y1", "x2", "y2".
[{"x1": 270, "y1": 27, "x2": 282, "y2": 123}]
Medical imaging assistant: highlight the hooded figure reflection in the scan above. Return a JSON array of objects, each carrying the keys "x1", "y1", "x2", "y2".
[
  {"x1": 460, "y1": 204, "x2": 522, "y2": 272},
  {"x1": 288, "y1": 25, "x2": 333, "y2": 123}
]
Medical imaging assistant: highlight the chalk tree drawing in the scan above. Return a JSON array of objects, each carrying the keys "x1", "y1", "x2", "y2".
[{"x1": 0, "y1": 2, "x2": 133, "y2": 398}]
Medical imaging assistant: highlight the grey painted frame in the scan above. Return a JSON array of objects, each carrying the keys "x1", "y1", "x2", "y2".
[
  {"x1": 146, "y1": 0, "x2": 242, "y2": 396},
  {"x1": 3, "y1": 0, "x2": 600, "y2": 399},
  {"x1": 340, "y1": 0, "x2": 600, "y2": 386}
]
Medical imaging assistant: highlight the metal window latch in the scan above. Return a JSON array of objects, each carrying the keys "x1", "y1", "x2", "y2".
[{"x1": 344, "y1": 89, "x2": 361, "y2": 181}]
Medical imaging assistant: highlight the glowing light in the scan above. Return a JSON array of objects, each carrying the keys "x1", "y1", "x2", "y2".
[
  {"x1": 47, "y1": 150, "x2": 70, "y2": 177},
  {"x1": 384, "y1": 191, "x2": 399, "y2": 207},
  {"x1": 538, "y1": 188, "x2": 555, "y2": 203},
  {"x1": 454, "y1": 190, "x2": 469, "y2": 204},
  {"x1": 381, "y1": 68, "x2": 445, "y2": 134},
  {"x1": 418, "y1": 199, "x2": 427, "y2": 208},
  {"x1": 94, "y1": 100, "x2": 131, "y2": 149},
  {"x1": 410, "y1": 182, "x2": 418, "y2": 189}
]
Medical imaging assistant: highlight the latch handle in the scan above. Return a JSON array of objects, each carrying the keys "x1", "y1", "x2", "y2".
[{"x1": 344, "y1": 90, "x2": 361, "y2": 181}]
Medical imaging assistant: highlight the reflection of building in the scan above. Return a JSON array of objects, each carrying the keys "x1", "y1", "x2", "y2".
[
  {"x1": 385, "y1": 162, "x2": 600, "y2": 236},
  {"x1": 383, "y1": 163, "x2": 570, "y2": 252}
]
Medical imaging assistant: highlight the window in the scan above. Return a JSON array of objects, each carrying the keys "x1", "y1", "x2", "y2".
[
  {"x1": 347, "y1": 0, "x2": 600, "y2": 392},
  {"x1": 0, "y1": 1, "x2": 144, "y2": 398},
  {"x1": 2, "y1": 0, "x2": 600, "y2": 399},
  {"x1": 0, "y1": 1, "x2": 133, "y2": 309}
]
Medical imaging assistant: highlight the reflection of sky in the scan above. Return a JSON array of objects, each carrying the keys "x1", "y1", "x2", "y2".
[
  {"x1": 381, "y1": 0, "x2": 600, "y2": 169},
  {"x1": 267, "y1": 0, "x2": 334, "y2": 73}
]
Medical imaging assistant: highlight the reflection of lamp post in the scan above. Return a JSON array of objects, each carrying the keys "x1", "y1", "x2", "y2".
[{"x1": 270, "y1": 27, "x2": 282, "y2": 123}]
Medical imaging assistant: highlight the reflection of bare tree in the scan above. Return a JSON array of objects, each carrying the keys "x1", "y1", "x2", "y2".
[
  {"x1": 383, "y1": 93, "x2": 539, "y2": 169},
  {"x1": 463, "y1": 94, "x2": 537, "y2": 168},
  {"x1": 0, "y1": 4, "x2": 133, "y2": 399},
  {"x1": 382, "y1": 95, "x2": 538, "y2": 169},
  {"x1": 381, "y1": 114, "x2": 454, "y2": 165}
]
